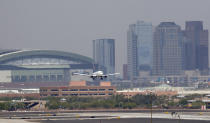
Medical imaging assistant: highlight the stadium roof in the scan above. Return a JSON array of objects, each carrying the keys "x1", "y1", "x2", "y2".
[{"x1": 0, "y1": 49, "x2": 93, "y2": 64}]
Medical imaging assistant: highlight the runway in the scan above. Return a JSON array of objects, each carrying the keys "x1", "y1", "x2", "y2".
[
  {"x1": 40, "y1": 118, "x2": 210, "y2": 123},
  {"x1": 1, "y1": 111, "x2": 210, "y2": 123}
]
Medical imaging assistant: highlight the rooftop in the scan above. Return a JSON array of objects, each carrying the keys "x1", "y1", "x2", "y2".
[{"x1": 159, "y1": 22, "x2": 177, "y2": 27}]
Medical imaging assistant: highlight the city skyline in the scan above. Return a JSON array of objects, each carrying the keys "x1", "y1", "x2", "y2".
[
  {"x1": 0, "y1": 0, "x2": 210, "y2": 74},
  {"x1": 2, "y1": 1, "x2": 210, "y2": 119},
  {"x1": 0, "y1": 20, "x2": 209, "y2": 76}
]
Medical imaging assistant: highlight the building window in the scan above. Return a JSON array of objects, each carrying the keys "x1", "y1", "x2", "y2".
[
  {"x1": 79, "y1": 89, "x2": 88, "y2": 91},
  {"x1": 62, "y1": 89, "x2": 68, "y2": 91},
  {"x1": 20, "y1": 76, "x2": 27, "y2": 82},
  {"x1": 14, "y1": 76, "x2": 20, "y2": 82},
  {"x1": 62, "y1": 94, "x2": 68, "y2": 96},
  {"x1": 51, "y1": 94, "x2": 58, "y2": 96},
  {"x1": 89, "y1": 89, "x2": 98, "y2": 91},
  {"x1": 50, "y1": 75, "x2": 56, "y2": 81},
  {"x1": 70, "y1": 89, "x2": 78, "y2": 91},
  {"x1": 41, "y1": 94, "x2": 48, "y2": 96},
  {"x1": 99, "y1": 89, "x2": 106, "y2": 91},
  {"x1": 43, "y1": 75, "x2": 49, "y2": 81},
  {"x1": 36, "y1": 75, "x2": 42, "y2": 81},
  {"x1": 29, "y1": 76, "x2": 35, "y2": 81},
  {"x1": 41, "y1": 89, "x2": 47, "y2": 92},
  {"x1": 79, "y1": 94, "x2": 88, "y2": 96},
  {"x1": 70, "y1": 94, "x2": 78, "y2": 96},
  {"x1": 99, "y1": 93, "x2": 105, "y2": 95},
  {"x1": 51, "y1": 89, "x2": 58, "y2": 91},
  {"x1": 108, "y1": 89, "x2": 113, "y2": 91},
  {"x1": 57, "y1": 75, "x2": 63, "y2": 81}
]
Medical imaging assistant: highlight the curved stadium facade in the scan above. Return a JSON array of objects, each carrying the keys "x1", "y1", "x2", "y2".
[{"x1": 0, "y1": 49, "x2": 96, "y2": 84}]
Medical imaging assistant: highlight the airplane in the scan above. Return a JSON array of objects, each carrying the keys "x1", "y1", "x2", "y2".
[{"x1": 73, "y1": 70, "x2": 120, "y2": 80}]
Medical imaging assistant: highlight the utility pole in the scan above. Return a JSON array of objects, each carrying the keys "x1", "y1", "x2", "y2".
[
  {"x1": 178, "y1": 114, "x2": 181, "y2": 123},
  {"x1": 150, "y1": 91, "x2": 153, "y2": 123}
]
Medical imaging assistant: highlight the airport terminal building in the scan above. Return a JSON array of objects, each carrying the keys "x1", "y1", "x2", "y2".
[{"x1": 0, "y1": 49, "x2": 97, "y2": 86}]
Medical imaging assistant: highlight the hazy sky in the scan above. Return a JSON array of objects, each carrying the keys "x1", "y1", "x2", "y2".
[{"x1": 0, "y1": 0, "x2": 210, "y2": 73}]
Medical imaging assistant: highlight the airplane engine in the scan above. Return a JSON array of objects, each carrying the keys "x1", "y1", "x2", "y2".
[{"x1": 90, "y1": 76, "x2": 95, "y2": 80}]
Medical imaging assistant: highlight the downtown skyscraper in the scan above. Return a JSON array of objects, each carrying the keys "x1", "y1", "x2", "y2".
[
  {"x1": 152, "y1": 22, "x2": 184, "y2": 76},
  {"x1": 183, "y1": 21, "x2": 209, "y2": 72},
  {"x1": 93, "y1": 39, "x2": 115, "y2": 74},
  {"x1": 127, "y1": 21, "x2": 153, "y2": 80}
]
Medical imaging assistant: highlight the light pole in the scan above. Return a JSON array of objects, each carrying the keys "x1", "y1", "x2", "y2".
[
  {"x1": 150, "y1": 91, "x2": 153, "y2": 123},
  {"x1": 178, "y1": 114, "x2": 181, "y2": 123}
]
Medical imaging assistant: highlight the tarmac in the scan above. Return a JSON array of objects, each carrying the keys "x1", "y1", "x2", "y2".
[
  {"x1": 1, "y1": 111, "x2": 210, "y2": 123},
  {"x1": 40, "y1": 118, "x2": 210, "y2": 123},
  {"x1": 0, "y1": 119, "x2": 38, "y2": 123}
]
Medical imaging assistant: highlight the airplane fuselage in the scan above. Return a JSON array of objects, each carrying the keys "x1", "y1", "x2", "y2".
[
  {"x1": 92, "y1": 71, "x2": 103, "y2": 76},
  {"x1": 91, "y1": 71, "x2": 107, "y2": 79}
]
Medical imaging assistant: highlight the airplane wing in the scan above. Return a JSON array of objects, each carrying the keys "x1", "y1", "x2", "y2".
[
  {"x1": 106, "y1": 73, "x2": 120, "y2": 76},
  {"x1": 73, "y1": 73, "x2": 90, "y2": 76}
]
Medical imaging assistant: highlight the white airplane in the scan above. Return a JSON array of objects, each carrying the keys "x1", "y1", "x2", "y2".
[{"x1": 73, "y1": 71, "x2": 120, "y2": 80}]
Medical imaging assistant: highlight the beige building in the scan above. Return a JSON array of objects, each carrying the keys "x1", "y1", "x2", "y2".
[{"x1": 40, "y1": 81, "x2": 116, "y2": 97}]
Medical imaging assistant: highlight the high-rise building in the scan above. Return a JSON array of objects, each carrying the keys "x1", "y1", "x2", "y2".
[
  {"x1": 123, "y1": 64, "x2": 128, "y2": 80},
  {"x1": 127, "y1": 24, "x2": 138, "y2": 80},
  {"x1": 127, "y1": 21, "x2": 153, "y2": 80},
  {"x1": 153, "y1": 22, "x2": 184, "y2": 76},
  {"x1": 183, "y1": 21, "x2": 209, "y2": 71},
  {"x1": 93, "y1": 39, "x2": 115, "y2": 74},
  {"x1": 136, "y1": 21, "x2": 153, "y2": 70}
]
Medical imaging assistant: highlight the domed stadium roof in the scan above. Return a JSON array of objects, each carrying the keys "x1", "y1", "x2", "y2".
[{"x1": 0, "y1": 49, "x2": 93, "y2": 65}]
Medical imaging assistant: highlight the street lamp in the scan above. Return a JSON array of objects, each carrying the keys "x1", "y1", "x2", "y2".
[
  {"x1": 177, "y1": 114, "x2": 181, "y2": 123},
  {"x1": 150, "y1": 91, "x2": 153, "y2": 123}
]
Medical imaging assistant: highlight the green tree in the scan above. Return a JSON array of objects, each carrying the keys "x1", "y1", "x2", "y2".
[
  {"x1": 122, "y1": 102, "x2": 137, "y2": 109},
  {"x1": 178, "y1": 98, "x2": 188, "y2": 107},
  {"x1": 191, "y1": 101, "x2": 205, "y2": 109}
]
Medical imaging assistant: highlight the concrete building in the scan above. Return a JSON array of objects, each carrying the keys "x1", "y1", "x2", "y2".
[
  {"x1": 93, "y1": 39, "x2": 115, "y2": 75},
  {"x1": 183, "y1": 21, "x2": 209, "y2": 71},
  {"x1": 127, "y1": 21, "x2": 153, "y2": 80},
  {"x1": 153, "y1": 22, "x2": 184, "y2": 76},
  {"x1": 40, "y1": 81, "x2": 116, "y2": 97}
]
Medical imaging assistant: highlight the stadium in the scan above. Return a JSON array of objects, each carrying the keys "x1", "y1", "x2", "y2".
[{"x1": 0, "y1": 49, "x2": 99, "y2": 89}]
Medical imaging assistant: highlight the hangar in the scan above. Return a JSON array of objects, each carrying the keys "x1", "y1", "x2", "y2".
[{"x1": 0, "y1": 49, "x2": 97, "y2": 83}]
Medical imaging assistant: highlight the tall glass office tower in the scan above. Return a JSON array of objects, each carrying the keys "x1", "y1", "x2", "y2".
[
  {"x1": 153, "y1": 22, "x2": 184, "y2": 75},
  {"x1": 127, "y1": 21, "x2": 153, "y2": 80},
  {"x1": 136, "y1": 21, "x2": 153, "y2": 70},
  {"x1": 93, "y1": 39, "x2": 115, "y2": 74},
  {"x1": 183, "y1": 21, "x2": 209, "y2": 71}
]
